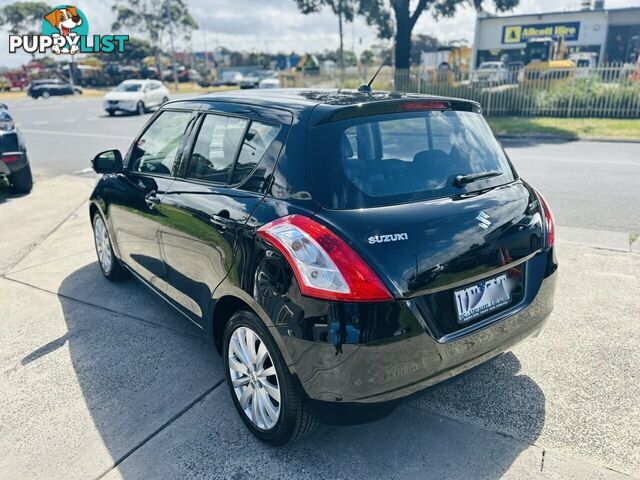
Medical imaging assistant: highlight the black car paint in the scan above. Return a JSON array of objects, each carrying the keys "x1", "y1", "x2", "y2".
[
  {"x1": 90, "y1": 89, "x2": 557, "y2": 410},
  {"x1": 0, "y1": 117, "x2": 30, "y2": 178},
  {"x1": 28, "y1": 80, "x2": 80, "y2": 98}
]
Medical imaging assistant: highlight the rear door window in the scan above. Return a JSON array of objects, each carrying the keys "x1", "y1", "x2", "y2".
[
  {"x1": 186, "y1": 114, "x2": 248, "y2": 183},
  {"x1": 185, "y1": 114, "x2": 280, "y2": 186},
  {"x1": 311, "y1": 110, "x2": 515, "y2": 209},
  {"x1": 231, "y1": 121, "x2": 280, "y2": 184}
]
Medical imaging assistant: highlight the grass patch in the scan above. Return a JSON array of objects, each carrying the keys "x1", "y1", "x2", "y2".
[{"x1": 487, "y1": 117, "x2": 640, "y2": 141}]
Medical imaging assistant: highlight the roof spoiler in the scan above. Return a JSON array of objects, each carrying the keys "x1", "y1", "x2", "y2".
[{"x1": 313, "y1": 98, "x2": 482, "y2": 126}]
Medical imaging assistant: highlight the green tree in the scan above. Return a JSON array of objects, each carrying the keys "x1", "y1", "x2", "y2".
[
  {"x1": 0, "y1": 1, "x2": 51, "y2": 35},
  {"x1": 360, "y1": 49, "x2": 375, "y2": 66},
  {"x1": 111, "y1": 0, "x2": 198, "y2": 74},
  {"x1": 294, "y1": 0, "x2": 359, "y2": 73},
  {"x1": 358, "y1": 0, "x2": 518, "y2": 71},
  {"x1": 101, "y1": 37, "x2": 154, "y2": 64},
  {"x1": 410, "y1": 33, "x2": 440, "y2": 65},
  {"x1": 1, "y1": 1, "x2": 51, "y2": 60}
]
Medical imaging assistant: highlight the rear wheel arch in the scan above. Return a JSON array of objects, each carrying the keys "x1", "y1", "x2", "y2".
[
  {"x1": 211, "y1": 295, "x2": 251, "y2": 354},
  {"x1": 210, "y1": 291, "x2": 282, "y2": 356}
]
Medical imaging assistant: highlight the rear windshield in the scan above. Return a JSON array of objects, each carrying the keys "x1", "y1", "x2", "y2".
[{"x1": 309, "y1": 110, "x2": 515, "y2": 209}]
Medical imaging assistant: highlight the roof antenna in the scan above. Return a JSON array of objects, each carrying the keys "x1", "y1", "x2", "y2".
[{"x1": 357, "y1": 56, "x2": 388, "y2": 94}]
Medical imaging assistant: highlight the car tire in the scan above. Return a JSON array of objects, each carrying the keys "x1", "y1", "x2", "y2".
[
  {"x1": 107, "y1": 110, "x2": 115, "y2": 117},
  {"x1": 161, "y1": 96, "x2": 169, "y2": 105},
  {"x1": 41, "y1": 91, "x2": 50, "y2": 99},
  {"x1": 223, "y1": 310, "x2": 317, "y2": 446},
  {"x1": 9, "y1": 164, "x2": 33, "y2": 194},
  {"x1": 92, "y1": 212, "x2": 128, "y2": 281},
  {"x1": 136, "y1": 101, "x2": 146, "y2": 115}
]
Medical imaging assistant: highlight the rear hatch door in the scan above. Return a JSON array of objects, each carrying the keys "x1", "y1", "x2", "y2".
[{"x1": 309, "y1": 102, "x2": 545, "y2": 334}]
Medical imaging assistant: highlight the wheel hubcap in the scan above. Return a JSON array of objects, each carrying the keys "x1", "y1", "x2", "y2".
[
  {"x1": 228, "y1": 326, "x2": 281, "y2": 430},
  {"x1": 93, "y1": 217, "x2": 112, "y2": 274}
]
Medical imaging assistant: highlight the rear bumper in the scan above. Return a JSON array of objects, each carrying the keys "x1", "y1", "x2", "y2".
[{"x1": 280, "y1": 258, "x2": 557, "y2": 404}]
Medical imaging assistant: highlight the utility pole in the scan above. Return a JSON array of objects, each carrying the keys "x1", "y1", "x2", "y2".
[
  {"x1": 338, "y1": 0, "x2": 345, "y2": 84},
  {"x1": 166, "y1": 0, "x2": 179, "y2": 91},
  {"x1": 203, "y1": 27, "x2": 210, "y2": 72}
]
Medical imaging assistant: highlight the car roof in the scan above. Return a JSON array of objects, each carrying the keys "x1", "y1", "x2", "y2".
[{"x1": 180, "y1": 88, "x2": 479, "y2": 114}]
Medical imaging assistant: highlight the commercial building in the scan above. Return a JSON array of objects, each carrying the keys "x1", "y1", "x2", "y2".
[{"x1": 471, "y1": 3, "x2": 640, "y2": 67}]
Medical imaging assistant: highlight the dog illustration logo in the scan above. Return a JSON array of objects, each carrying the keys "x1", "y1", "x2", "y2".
[
  {"x1": 9, "y1": 5, "x2": 128, "y2": 56},
  {"x1": 43, "y1": 5, "x2": 85, "y2": 54}
]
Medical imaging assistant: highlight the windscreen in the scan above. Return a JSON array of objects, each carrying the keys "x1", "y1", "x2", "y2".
[
  {"x1": 117, "y1": 83, "x2": 142, "y2": 92},
  {"x1": 309, "y1": 110, "x2": 515, "y2": 209}
]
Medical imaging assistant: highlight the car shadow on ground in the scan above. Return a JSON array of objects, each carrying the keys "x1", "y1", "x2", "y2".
[
  {"x1": 42, "y1": 261, "x2": 546, "y2": 478},
  {"x1": 0, "y1": 180, "x2": 30, "y2": 204}
]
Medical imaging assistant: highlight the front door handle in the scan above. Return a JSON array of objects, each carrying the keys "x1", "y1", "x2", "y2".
[{"x1": 144, "y1": 190, "x2": 160, "y2": 209}]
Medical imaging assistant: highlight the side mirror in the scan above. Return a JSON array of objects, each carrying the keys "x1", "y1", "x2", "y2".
[{"x1": 92, "y1": 149, "x2": 123, "y2": 174}]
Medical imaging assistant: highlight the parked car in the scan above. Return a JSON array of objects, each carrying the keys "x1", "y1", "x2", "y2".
[
  {"x1": 89, "y1": 89, "x2": 558, "y2": 446},
  {"x1": 258, "y1": 77, "x2": 280, "y2": 89},
  {"x1": 239, "y1": 70, "x2": 277, "y2": 89},
  {"x1": 472, "y1": 61, "x2": 510, "y2": 85},
  {"x1": 569, "y1": 52, "x2": 598, "y2": 79},
  {"x1": 28, "y1": 78, "x2": 82, "y2": 99},
  {"x1": 219, "y1": 70, "x2": 244, "y2": 86},
  {"x1": 102, "y1": 79, "x2": 170, "y2": 116},
  {"x1": 506, "y1": 61, "x2": 524, "y2": 83},
  {"x1": 162, "y1": 67, "x2": 202, "y2": 83},
  {"x1": 239, "y1": 71, "x2": 262, "y2": 89},
  {"x1": 0, "y1": 106, "x2": 32, "y2": 193},
  {"x1": 0, "y1": 76, "x2": 11, "y2": 92}
]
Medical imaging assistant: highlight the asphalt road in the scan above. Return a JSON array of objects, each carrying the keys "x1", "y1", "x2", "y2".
[{"x1": 5, "y1": 94, "x2": 639, "y2": 235}]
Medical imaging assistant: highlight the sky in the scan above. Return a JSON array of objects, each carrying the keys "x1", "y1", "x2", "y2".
[{"x1": 1, "y1": 0, "x2": 639, "y2": 67}]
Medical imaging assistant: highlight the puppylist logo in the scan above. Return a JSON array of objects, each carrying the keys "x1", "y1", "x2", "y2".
[{"x1": 8, "y1": 5, "x2": 128, "y2": 55}]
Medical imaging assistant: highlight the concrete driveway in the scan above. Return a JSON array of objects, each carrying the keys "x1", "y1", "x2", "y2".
[{"x1": 0, "y1": 175, "x2": 638, "y2": 479}]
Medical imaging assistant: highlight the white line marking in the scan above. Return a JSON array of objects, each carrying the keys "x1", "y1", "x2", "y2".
[
  {"x1": 20, "y1": 128, "x2": 130, "y2": 140},
  {"x1": 33, "y1": 120, "x2": 48, "y2": 125},
  {"x1": 74, "y1": 167, "x2": 95, "y2": 175}
]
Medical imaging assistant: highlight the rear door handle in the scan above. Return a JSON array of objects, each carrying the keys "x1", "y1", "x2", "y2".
[
  {"x1": 209, "y1": 210, "x2": 233, "y2": 230},
  {"x1": 144, "y1": 190, "x2": 160, "y2": 208}
]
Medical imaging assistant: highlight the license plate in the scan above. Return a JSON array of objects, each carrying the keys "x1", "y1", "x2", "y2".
[{"x1": 454, "y1": 274, "x2": 512, "y2": 323}]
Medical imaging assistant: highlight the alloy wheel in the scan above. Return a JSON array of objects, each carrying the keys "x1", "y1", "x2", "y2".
[
  {"x1": 228, "y1": 326, "x2": 281, "y2": 430},
  {"x1": 93, "y1": 216, "x2": 113, "y2": 274}
]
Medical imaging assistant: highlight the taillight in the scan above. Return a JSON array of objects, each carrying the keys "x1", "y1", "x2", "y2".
[
  {"x1": 1, "y1": 152, "x2": 21, "y2": 163},
  {"x1": 257, "y1": 215, "x2": 393, "y2": 302},
  {"x1": 536, "y1": 190, "x2": 555, "y2": 248}
]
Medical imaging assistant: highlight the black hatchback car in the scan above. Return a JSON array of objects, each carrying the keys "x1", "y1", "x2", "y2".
[
  {"x1": 28, "y1": 79, "x2": 82, "y2": 99},
  {"x1": 89, "y1": 89, "x2": 557, "y2": 445},
  {"x1": 0, "y1": 106, "x2": 32, "y2": 193}
]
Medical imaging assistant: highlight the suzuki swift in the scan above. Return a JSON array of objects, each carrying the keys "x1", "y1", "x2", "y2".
[{"x1": 89, "y1": 89, "x2": 557, "y2": 446}]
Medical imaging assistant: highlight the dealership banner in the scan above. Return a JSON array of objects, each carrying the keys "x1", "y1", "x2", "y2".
[{"x1": 502, "y1": 22, "x2": 580, "y2": 44}]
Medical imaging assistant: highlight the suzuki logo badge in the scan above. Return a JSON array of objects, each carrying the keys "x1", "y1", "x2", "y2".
[{"x1": 476, "y1": 211, "x2": 491, "y2": 230}]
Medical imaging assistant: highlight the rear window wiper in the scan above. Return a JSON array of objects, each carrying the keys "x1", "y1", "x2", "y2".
[{"x1": 454, "y1": 170, "x2": 503, "y2": 187}]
